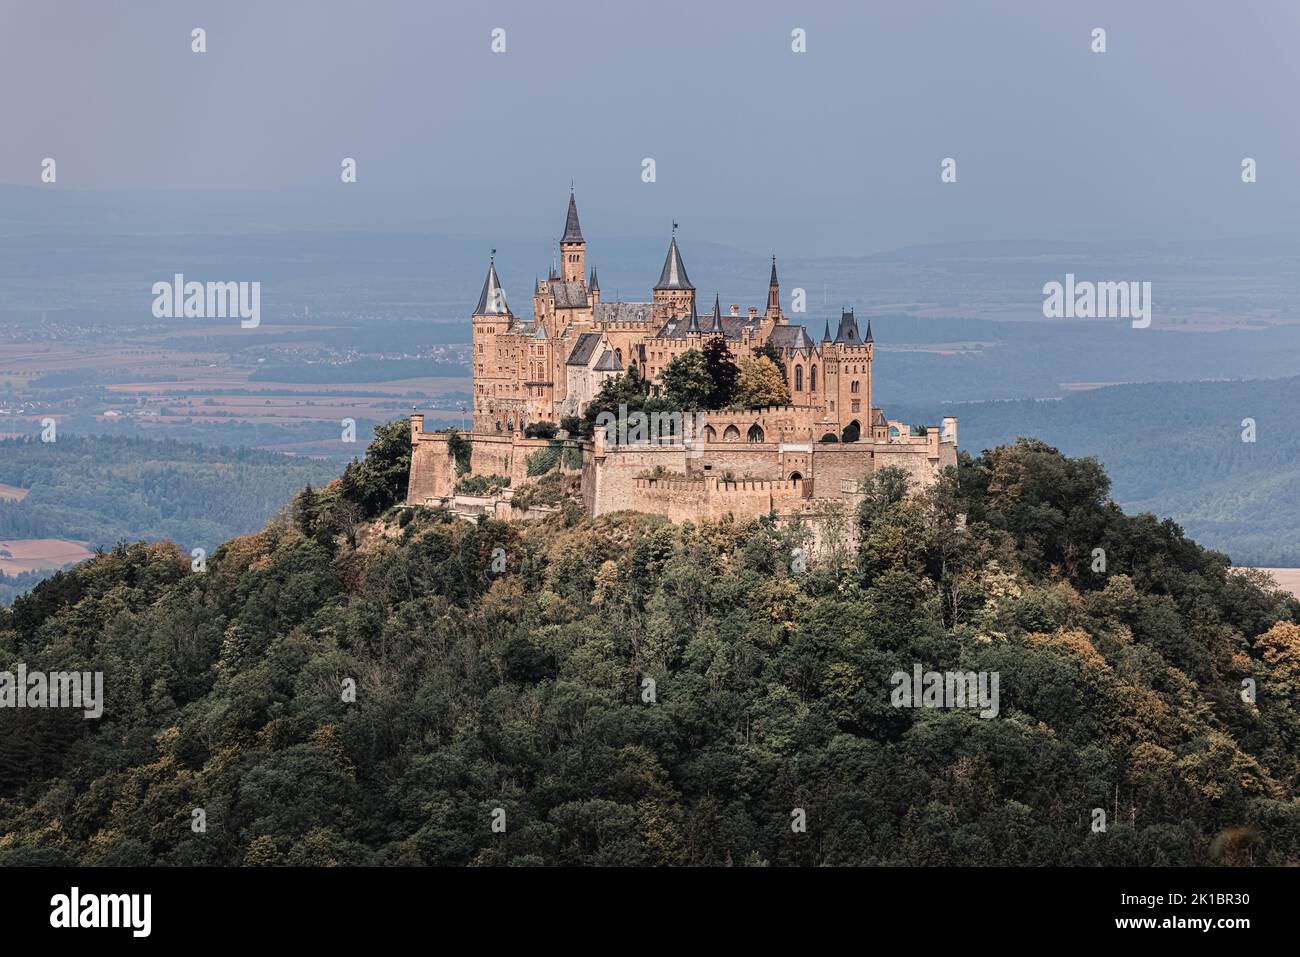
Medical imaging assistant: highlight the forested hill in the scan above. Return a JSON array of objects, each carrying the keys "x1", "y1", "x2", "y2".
[{"x1": 1, "y1": 425, "x2": 1298, "y2": 866}]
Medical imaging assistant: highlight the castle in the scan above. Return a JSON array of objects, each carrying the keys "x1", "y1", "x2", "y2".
[{"x1": 407, "y1": 190, "x2": 957, "y2": 522}]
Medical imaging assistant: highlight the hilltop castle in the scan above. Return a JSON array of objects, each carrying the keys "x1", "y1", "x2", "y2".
[{"x1": 407, "y1": 190, "x2": 956, "y2": 522}]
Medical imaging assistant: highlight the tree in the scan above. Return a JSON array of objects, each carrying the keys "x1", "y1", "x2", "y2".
[
  {"x1": 524, "y1": 421, "x2": 558, "y2": 440},
  {"x1": 735, "y1": 355, "x2": 791, "y2": 408},
  {"x1": 702, "y1": 336, "x2": 738, "y2": 409},
  {"x1": 753, "y1": 340, "x2": 788, "y2": 385},
  {"x1": 445, "y1": 428, "x2": 472, "y2": 475},
  {"x1": 660, "y1": 349, "x2": 712, "y2": 410},
  {"x1": 583, "y1": 366, "x2": 647, "y2": 434},
  {"x1": 338, "y1": 418, "x2": 412, "y2": 518}
]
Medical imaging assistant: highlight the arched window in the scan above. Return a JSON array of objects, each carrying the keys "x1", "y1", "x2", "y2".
[
  {"x1": 789, "y1": 471, "x2": 802, "y2": 481},
  {"x1": 723, "y1": 425, "x2": 741, "y2": 442},
  {"x1": 747, "y1": 424, "x2": 765, "y2": 443},
  {"x1": 810, "y1": 365, "x2": 817, "y2": 391},
  {"x1": 495, "y1": 420, "x2": 502, "y2": 432},
  {"x1": 841, "y1": 420, "x2": 860, "y2": 443},
  {"x1": 703, "y1": 425, "x2": 717, "y2": 443},
  {"x1": 795, "y1": 366, "x2": 803, "y2": 392},
  {"x1": 819, "y1": 432, "x2": 838, "y2": 443}
]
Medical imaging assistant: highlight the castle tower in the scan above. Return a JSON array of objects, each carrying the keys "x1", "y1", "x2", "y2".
[
  {"x1": 471, "y1": 254, "x2": 518, "y2": 433},
  {"x1": 560, "y1": 189, "x2": 586, "y2": 285},
  {"x1": 653, "y1": 224, "x2": 696, "y2": 320},
  {"x1": 589, "y1": 267, "x2": 600, "y2": 306}
]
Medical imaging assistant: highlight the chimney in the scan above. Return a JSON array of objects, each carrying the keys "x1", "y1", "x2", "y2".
[{"x1": 730, "y1": 304, "x2": 740, "y2": 317}]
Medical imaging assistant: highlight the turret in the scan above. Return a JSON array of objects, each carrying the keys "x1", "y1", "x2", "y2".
[{"x1": 653, "y1": 223, "x2": 696, "y2": 320}]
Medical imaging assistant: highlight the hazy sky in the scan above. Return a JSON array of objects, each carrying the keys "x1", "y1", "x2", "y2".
[{"x1": 2, "y1": 0, "x2": 1297, "y2": 254}]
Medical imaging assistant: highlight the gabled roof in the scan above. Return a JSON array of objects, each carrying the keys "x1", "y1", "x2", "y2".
[
  {"x1": 562, "y1": 191, "x2": 584, "y2": 244},
  {"x1": 566, "y1": 332, "x2": 603, "y2": 366},
  {"x1": 474, "y1": 257, "x2": 511, "y2": 316},
  {"x1": 593, "y1": 349, "x2": 623, "y2": 372},
  {"x1": 767, "y1": 324, "x2": 818, "y2": 354},
  {"x1": 655, "y1": 234, "x2": 693, "y2": 290}
]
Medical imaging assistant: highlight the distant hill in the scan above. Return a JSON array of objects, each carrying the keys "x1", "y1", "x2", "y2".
[
  {"x1": 0, "y1": 435, "x2": 340, "y2": 603},
  {"x1": 893, "y1": 374, "x2": 1300, "y2": 565}
]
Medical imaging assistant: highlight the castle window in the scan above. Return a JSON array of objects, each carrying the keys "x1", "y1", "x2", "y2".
[
  {"x1": 810, "y1": 365, "x2": 817, "y2": 391},
  {"x1": 851, "y1": 380, "x2": 860, "y2": 394},
  {"x1": 794, "y1": 366, "x2": 803, "y2": 392},
  {"x1": 747, "y1": 424, "x2": 765, "y2": 443},
  {"x1": 723, "y1": 425, "x2": 741, "y2": 442}
]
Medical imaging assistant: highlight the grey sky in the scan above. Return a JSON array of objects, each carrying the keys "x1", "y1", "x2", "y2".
[{"x1": 1, "y1": 0, "x2": 1296, "y2": 255}]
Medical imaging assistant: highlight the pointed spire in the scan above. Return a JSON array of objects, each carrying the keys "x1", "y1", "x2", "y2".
[
  {"x1": 864, "y1": 317, "x2": 873, "y2": 342},
  {"x1": 655, "y1": 225, "x2": 694, "y2": 290},
  {"x1": 589, "y1": 267, "x2": 600, "y2": 291},
  {"x1": 822, "y1": 319, "x2": 832, "y2": 342},
  {"x1": 705, "y1": 293, "x2": 725, "y2": 334},
  {"x1": 769, "y1": 254, "x2": 779, "y2": 287},
  {"x1": 686, "y1": 306, "x2": 702, "y2": 334},
  {"x1": 474, "y1": 254, "x2": 510, "y2": 316},
  {"x1": 562, "y1": 188, "x2": 584, "y2": 243}
]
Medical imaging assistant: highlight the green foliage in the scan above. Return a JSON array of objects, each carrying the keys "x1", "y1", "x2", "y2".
[
  {"x1": 736, "y1": 354, "x2": 792, "y2": 409},
  {"x1": 703, "y1": 336, "x2": 739, "y2": 409},
  {"x1": 339, "y1": 419, "x2": 412, "y2": 518},
  {"x1": 660, "y1": 350, "x2": 712, "y2": 410},
  {"x1": 0, "y1": 435, "x2": 338, "y2": 549},
  {"x1": 1, "y1": 437, "x2": 1298, "y2": 867},
  {"x1": 584, "y1": 366, "x2": 647, "y2": 435},
  {"x1": 525, "y1": 447, "x2": 561, "y2": 477},
  {"x1": 454, "y1": 474, "x2": 510, "y2": 496},
  {"x1": 524, "y1": 422, "x2": 558, "y2": 440},
  {"x1": 444, "y1": 428, "x2": 472, "y2": 476},
  {"x1": 753, "y1": 340, "x2": 787, "y2": 385}
]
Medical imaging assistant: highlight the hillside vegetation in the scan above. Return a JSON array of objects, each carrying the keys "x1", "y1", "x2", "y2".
[{"x1": 0, "y1": 427, "x2": 1297, "y2": 866}]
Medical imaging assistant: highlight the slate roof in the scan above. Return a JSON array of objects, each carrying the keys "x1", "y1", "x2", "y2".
[
  {"x1": 593, "y1": 349, "x2": 623, "y2": 372},
  {"x1": 653, "y1": 313, "x2": 761, "y2": 340},
  {"x1": 549, "y1": 280, "x2": 588, "y2": 309},
  {"x1": 474, "y1": 258, "x2": 511, "y2": 316},
  {"x1": 835, "y1": 309, "x2": 863, "y2": 345},
  {"x1": 655, "y1": 235, "x2": 693, "y2": 290},
  {"x1": 566, "y1": 332, "x2": 603, "y2": 366},
  {"x1": 562, "y1": 192, "x2": 584, "y2": 243},
  {"x1": 594, "y1": 301, "x2": 652, "y2": 324},
  {"x1": 767, "y1": 324, "x2": 818, "y2": 354}
]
